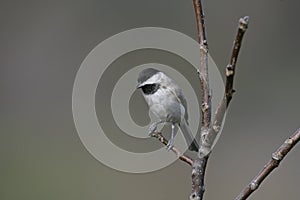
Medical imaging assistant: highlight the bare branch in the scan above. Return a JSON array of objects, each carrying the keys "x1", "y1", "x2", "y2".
[
  {"x1": 190, "y1": 155, "x2": 209, "y2": 200},
  {"x1": 191, "y1": 1, "x2": 212, "y2": 200},
  {"x1": 235, "y1": 128, "x2": 300, "y2": 200},
  {"x1": 199, "y1": 16, "x2": 249, "y2": 157},
  {"x1": 190, "y1": 12, "x2": 249, "y2": 200},
  {"x1": 193, "y1": 0, "x2": 211, "y2": 139},
  {"x1": 225, "y1": 16, "x2": 249, "y2": 107},
  {"x1": 151, "y1": 132, "x2": 194, "y2": 166}
]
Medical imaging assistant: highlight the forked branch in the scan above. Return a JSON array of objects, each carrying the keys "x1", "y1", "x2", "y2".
[
  {"x1": 190, "y1": 15, "x2": 249, "y2": 200},
  {"x1": 200, "y1": 16, "x2": 249, "y2": 156},
  {"x1": 150, "y1": 2, "x2": 298, "y2": 200}
]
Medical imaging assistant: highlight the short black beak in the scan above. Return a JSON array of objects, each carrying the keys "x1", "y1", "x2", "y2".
[{"x1": 136, "y1": 83, "x2": 142, "y2": 89}]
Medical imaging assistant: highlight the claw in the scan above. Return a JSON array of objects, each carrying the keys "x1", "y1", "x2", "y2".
[
  {"x1": 148, "y1": 121, "x2": 164, "y2": 136},
  {"x1": 166, "y1": 124, "x2": 175, "y2": 150},
  {"x1": 166, "y1": 140, "x2": 174, "y2": 151},
  {"x1": 148, "y1": 123, "x2": 157, "y2": 136}
]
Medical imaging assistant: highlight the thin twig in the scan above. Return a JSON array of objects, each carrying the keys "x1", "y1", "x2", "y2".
[
  {"x1": 225, "y1": 16, "x2": 249, "y2": 107},
  {"x1": 151, "y1": 132, "x2": 194, "y2": 166},
  {"x1": 193, "y1": 0, "x2": 211, "y2": 140},
  {"x1": 200, "y1": 16, "x2": 249, "y2": 157},
  {"x1": 235, "y1": 128, "x2": 300, "y2": 200}
]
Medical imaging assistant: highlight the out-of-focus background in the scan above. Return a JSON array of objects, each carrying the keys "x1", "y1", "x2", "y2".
[{"x1": 1, "y1": 0, "x2": 300, "y2": 199}]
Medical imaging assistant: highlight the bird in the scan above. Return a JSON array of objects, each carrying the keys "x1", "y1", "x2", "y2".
[{"x1": 136, "y1": 68, "x2": 199, "y2": 152}]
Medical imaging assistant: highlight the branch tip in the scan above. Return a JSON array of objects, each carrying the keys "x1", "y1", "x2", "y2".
[
  {"x1": 239, "y1": 16, "x2": 249, "y2": 30},
  {"x1": 235, "y1": 128, "x2": 300, "y2": 200}
]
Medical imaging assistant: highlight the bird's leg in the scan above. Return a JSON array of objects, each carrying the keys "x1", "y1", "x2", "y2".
[
  {"x1": 167, "y1": 123, "x2": 175, "y2": 150},
  {"x1": 148, "y1": 121, "x2": 164, "y2": 136}
]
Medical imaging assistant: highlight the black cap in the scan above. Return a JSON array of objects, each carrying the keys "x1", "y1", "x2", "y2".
[{"x1": 137, "y1": 68, "x2": 160, "y2": 85}]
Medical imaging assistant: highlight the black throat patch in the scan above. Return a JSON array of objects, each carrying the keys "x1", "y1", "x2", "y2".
[{"x1": 141, "y1": 83, "x2": 160, "y2": 95}]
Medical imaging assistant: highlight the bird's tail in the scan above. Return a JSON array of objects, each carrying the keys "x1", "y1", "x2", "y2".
[{"x1": 179, "y1": 119, "x2": 199, "y2": 152}]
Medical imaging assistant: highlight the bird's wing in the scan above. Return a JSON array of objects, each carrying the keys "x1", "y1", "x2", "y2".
[
  {"x1": 176, "y1": 88, "x2": 189, "y2": 123},
  {"x1": 166, "y1": 80, "x2": 189, "y2": 123}
]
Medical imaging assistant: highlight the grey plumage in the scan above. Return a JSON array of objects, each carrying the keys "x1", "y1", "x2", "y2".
[{"x1": 137, "y1": 68, "x2": 199, "y2": 152}]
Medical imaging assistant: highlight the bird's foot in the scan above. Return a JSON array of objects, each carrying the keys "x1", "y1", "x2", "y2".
[
  {"x1": 148, "y1": 123, "x2": 158, "y2": 136},
  {"x1": 166, "y1": 123, "x2": 175, "y2": 151},
  {"x1": 166, "y1": 138, "x2": 174, "y2": 151}
]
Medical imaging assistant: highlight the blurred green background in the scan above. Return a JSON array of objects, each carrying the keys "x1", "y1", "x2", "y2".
[{"x1": 1, "y1": 0, "x2": 300, "y2": 199}]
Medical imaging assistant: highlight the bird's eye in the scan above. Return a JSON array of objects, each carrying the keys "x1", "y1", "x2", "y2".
[{"x1": 141, "y1": 83, "x2": 160, "y2": 95}]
